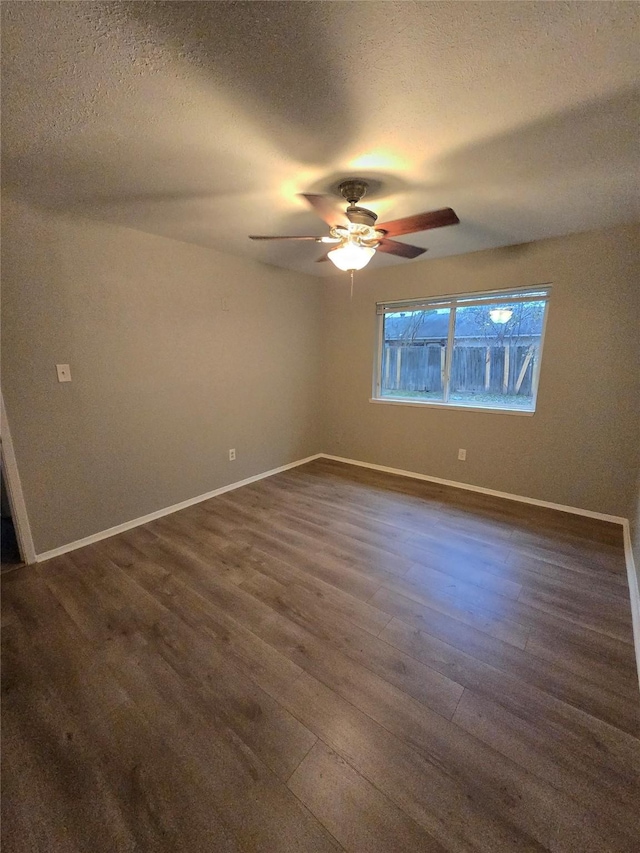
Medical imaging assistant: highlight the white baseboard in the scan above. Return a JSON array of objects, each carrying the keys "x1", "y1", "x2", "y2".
[
  {"x1": 622, "y1": 521, "x2": 640, "y2": 691},
  {"x1": 33, "y1": 450, "x2": 627, "y2": 562},
  {"x1": 318, "y1": 454, "x2": 627, "y2": 525},
  {"x1": 35, "y1": 453, "x2": 323, "y2": 562}
]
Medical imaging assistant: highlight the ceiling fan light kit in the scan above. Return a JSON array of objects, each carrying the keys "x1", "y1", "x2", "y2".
[
  {"x1": 328, "y1": 242, "x2": 376, "y2": 271},
  {"x1": 249, "y1": 178, "x2": 459, "y2": 275}
]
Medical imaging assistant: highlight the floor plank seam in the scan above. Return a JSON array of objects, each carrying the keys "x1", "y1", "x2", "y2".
[
  {"x1": 296, "y1": 734, "x2": 446, "y2": 851},
  {"x1": 233, "y1": 583, "x2": 464, "y2": 727},
  {"x1": 364, "y1": 583, "x2": 383, "y2": 604},
  {"x1": 450, "y1": 686, "x2": 467, "y2": 721},
  {"x1": 284, "y1": 734, "x2": 320, "y2": 785},
  {"x1": 283, "y1": 766, "x2": 349, "y2": 851},
  {"x1": 379, "y1": 614, "x2": 639, "y2": 737},
  {"x1": 376, "y1": 614, "x2": 395, "y2": 638}
]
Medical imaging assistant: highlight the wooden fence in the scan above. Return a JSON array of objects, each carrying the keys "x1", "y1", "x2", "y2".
[{"x1": 382, "y1": 343, "x2": 536, "y2": 396}]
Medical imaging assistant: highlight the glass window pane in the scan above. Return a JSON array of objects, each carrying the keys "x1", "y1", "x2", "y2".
[
  {"x1": 381, "y1": 309, "x2": 450, "y2": 402},
  {"x1": 449, "y1": 300, "x2": 546, "y2": 409}
]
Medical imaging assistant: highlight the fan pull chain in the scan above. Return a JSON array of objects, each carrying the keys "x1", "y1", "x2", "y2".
[{"x1": 350, "y1": 269, "x2": 354, "y2": 300}]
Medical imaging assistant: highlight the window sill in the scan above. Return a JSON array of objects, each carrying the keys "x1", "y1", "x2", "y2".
[{"x1": 369, "y1": 397, "x2": 535, "y2": 416}]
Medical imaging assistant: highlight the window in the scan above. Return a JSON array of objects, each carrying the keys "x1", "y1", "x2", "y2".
[{"x1": 374, "y1": 285, "x2": 551, "y2": 413}]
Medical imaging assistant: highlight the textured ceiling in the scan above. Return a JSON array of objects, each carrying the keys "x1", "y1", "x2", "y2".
[{"x1": 2, "y1": 1, "x2": 639, "y2": 276}]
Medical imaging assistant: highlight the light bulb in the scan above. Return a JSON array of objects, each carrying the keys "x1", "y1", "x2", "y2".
[{"x1": 327, "y1": 243, "x2": 375, "y2": 271}]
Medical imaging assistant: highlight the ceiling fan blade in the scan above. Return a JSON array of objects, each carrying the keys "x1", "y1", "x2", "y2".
[
  {"x1": 376, "y1": 238, "x2": 427, "y2": 259},
  {"x1": 249, "y1": 235, "x2": 323, "y2": 241},
  {"x1": 300, "y1": 194, "x2": 349, "y2": 228},
  {"x1": 316, "y1": 252, "x2": 331, "y2": 263},
  {"x1": 377, "y1": 207, "x2": 459, "y2": 238}
]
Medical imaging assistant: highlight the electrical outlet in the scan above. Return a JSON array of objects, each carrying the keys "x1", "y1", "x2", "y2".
[
  {"x1": 458, "y1": 448, "x2": 467, "y2": 461},
  {"x1": 228, "y1": 448, "x2": 236, "y2": 461},
  {"x1": 56, "y1": 364, "x2": 72, "y2": 382}
]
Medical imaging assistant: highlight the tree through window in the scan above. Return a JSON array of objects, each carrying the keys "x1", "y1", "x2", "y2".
[{"x1": 374, "y1": 286, "x2": 551, "y2": 412}]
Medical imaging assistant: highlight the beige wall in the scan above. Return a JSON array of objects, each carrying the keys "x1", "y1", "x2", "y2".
[
  {"x1": 320, "y1": 223, "x2": 640, "y2": 518},
  {"x1": 1, "y1": 198, "x2": 322, "y2": 553}
]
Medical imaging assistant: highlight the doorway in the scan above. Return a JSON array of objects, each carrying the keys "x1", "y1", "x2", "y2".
[
  {"x1": 0, "y1": 392, "x2": 36, "y2": 566},
  {"x1": 1, "y1": 454, "x2": 22, "y2": 568}
]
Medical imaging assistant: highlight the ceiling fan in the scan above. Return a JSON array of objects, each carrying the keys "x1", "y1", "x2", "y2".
[{"x1": 249, "y1": 179, "x2": 459, "y2": 272}]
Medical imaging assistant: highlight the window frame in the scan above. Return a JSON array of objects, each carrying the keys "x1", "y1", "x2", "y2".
[{"x1": 372, "y1": 284, "x2": 551, "y2": 415}]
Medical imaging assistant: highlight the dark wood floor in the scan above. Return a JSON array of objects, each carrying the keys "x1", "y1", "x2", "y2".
[{"x1": 2, "y1": 458, "x2": 639, "y2": 852}]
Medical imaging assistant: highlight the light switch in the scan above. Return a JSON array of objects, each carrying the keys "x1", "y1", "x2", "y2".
[{"x1": 56, "y1": 364, "x2": 72, "y2": 383}]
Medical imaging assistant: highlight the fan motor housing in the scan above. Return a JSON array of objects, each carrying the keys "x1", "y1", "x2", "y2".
[
  {"x1": 339, "y1": 179, "x2": 378, "y2": 226},
  {"x1": 346, "y1": 205, "x2": 378, "y2": 226}
]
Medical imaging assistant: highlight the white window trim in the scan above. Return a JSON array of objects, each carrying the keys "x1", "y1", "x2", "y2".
[
  {"x1": 372, "y1": 283, "x2": 551, "y2": 414},
  {"x1": 369, "y1": 398, "x2": 535, "y2": 416}
]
